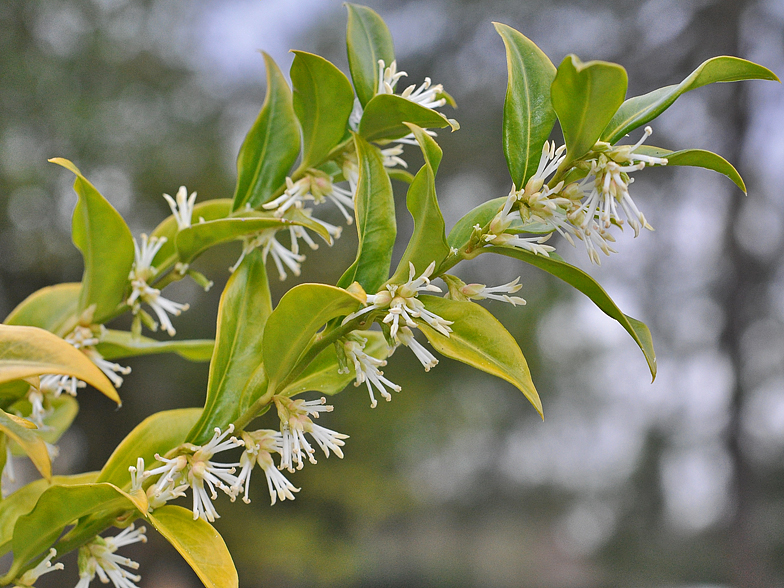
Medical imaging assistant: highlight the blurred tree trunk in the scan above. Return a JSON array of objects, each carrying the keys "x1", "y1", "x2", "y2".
[{"x1": 699, "y1": 1, "x2": 777, "y2": 586}]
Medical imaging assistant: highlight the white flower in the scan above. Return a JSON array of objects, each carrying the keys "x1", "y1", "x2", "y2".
[
  {"x1": 344, "y1": 261, "x2": 452, "y2": 342},
  {"x1": 396, "y1": 326, "x2": 439, "y2": 372},
  {"x1": 145, "y1": 426, "x2": 243, "y2": 522},
  {"x1": 14, "y1": 548, "x2": 63, "y2": 587},
  {"x1": 39, "y1": 374, "x2": 85, "y2": 397},
  {"x1": 378, "y1": 59, "x2": 447, "y2": 110},
  {"x1": 571, "y1": 127, "x2": 665, "y2": 240},
  {"x1": 75, "y1": 525, "x2": 147, "y2": 588},
  {"x1": 342, "y1": 336, "x2": 400, "y2": 408},
  {"x1": 128, "y1": 235, "x2": 189, "y2": 336},
  {"x1": 163, "y1": 186, "x2": 197, "y2": 231},
  {"x1": 83, "y1": 348, "x2": 132, "y2": 388},
  {"x1": 230, "y1": 229, "x2": 306, "y2": 280},
  {"x1": 232, "y1": 430, "x2": 299, "y2": 505},
  {"x1": 263, "y1": 173, "x2": 354, "y2": 225},
  {"x1": 459, "y1": 278, "x2": 527, "y2": 306},
  {"x1": 274, "y1": 396, "x2": 348, "y2": 472}
]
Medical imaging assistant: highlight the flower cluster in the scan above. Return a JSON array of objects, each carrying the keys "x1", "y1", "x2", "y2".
[
  {"x1": 127, "y1": 234, "x2": 189, "y2": 335},
  {"x1": 75, "y1": 525, "x2": 147, "y2": 588},
  {"x1": 482, "y1": 127, "x2": 667, "y2": 264}
]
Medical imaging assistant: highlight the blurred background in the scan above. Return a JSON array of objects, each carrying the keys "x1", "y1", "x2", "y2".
[{"x1": 1, "y1": 0, "x2": 783, "y2": 586}]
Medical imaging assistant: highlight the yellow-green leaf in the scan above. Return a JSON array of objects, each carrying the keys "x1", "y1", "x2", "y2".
[
  {"x1": 0, "y1": 324, "x2": 119, "y2": 404},
  {"x1": 149, "y1": 505, "x2": 238, "y2": 588},
  {"x1": 0, "y1": 472, "x2": 98, "y2": 557},
  {"x1": 3, "y1": 283, "x2": 81, "y2": 336},
  {"x1": 263, "y1": 284, "x2": 364, "y2": 388},
  {"x1": 97, "y1": 408, "x2": 202, "y2": 489},
  {"x1": 417, "y1": 296, "x2": 542, "y2": 417},
  {"x1": 96, "y1": 329, "x2": 214, "y2": 362},
  {"x1": 0, "y1": 409, "x2": 50, "y2": 480},
  {"x1": 358, "y1": 94, "x2": 457, "y2": 142},
  {"x1": 281, "y1": 330, "x2": 389, "y2": 397},
  {"x1": 4, "y1": 483, "x2": 136, "y2": 584}
]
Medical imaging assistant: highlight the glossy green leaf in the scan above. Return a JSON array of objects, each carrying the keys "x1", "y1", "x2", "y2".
[
  {"x1": 281, "y1": 330, "x2": 389, "y2": 397},
  {"x1": 151, "y1": 199, "x2": 233, "y2": 268},
  {"x1": 337, "y1": 134, "x2": 396, "y2": 293},
  {"x1": 390, "y1": 125, "x2": 449, "y2": 283},
  {"x1": 149, "y1": 505, "x2": 238, "y2": 588},
  {"x1": 97, "y1": 408, "x2": 201, "y2": 488},
  {"x1": 602, "y1": 56, "x2": 780, "y2": 144},
  {"x1": 290, "y1": 51, "x2": 355, "y2": 171},
  {"x1": 188, "y1": 250, "x2": 272, "y2": 444},
  {"x1": 0, "y1": 324, "x2": 120, "y2": 404},
  {"x1": 3, "y1": 283, "x2": 81, "y2": 336},
  {"x1": 233, "y1": 53, "x2": 301, "y2": 211},
  {"x1": 487, "y1": 246, "x2": 656, "y2": 379},
  {"x1": 0, "y1": 472, "x2": 98, "y2": 557},
  {"x1": 4, "y1": 483, "x2": 135, "y2": 583},
  {"x1": 551, "y1": 56, "x2": 627, "y2": 166},
  {"x1": 494, "y1": 23, "x2": 557, "y2": 188},
  {"x1": 346, "y1": 3, "x2": 395, "y2": 107},
  {"x1": 0, "y1": 409, "x2": 50, "y2": 480},
  {"x1": 96, "y1": 329, "x2": 214, "y2": 362},
  {"x1": 50, "y1": 158, "x2": 135, "y2": 323},
  {"x1": 358, "y1": 94, "x2": 458, "y2": 142},
  {"x1": 174, "y1": 208, "x2": 330, "y2": 265},
  {"x1": 263, "y1": 284, "x2": 364, "y2": 388},
  {"x1": 417, "y1": 296, "x2": 542, "y2": 417},
  {"x1": 633, "y1": 146, "x2": 746, "y2": 192}
]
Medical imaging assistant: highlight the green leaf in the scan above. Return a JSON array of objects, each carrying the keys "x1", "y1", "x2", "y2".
[
  {"x1": 4, "y1": 483, "x2": 136, "y2": 583},
  {"x1": 358, "y1": 94, "x2": 458, "y2": 142},
  {"x1": 0, "y1": 472, "x2": 98, "y2": 557},
  {"x1": 149, "y1": 505, "x2": 238, "y2": 588},
  {"x1": 96, "y1": 329, "x2": 214, "y2": 362},
  {"x1": 3, "y1": 283, "x2": 81, "y2": 336},
  {"x1": 50, "y1": 158, "x2": 135, "y2": 323},
  {"x1": 633, "y1": 146, "x2": 746, "y2": 192},
  {"x1": 151, "y1": 199, "x2": 234, "y2": 269},
  {"x1": 280, "y1": 330, "x2": 389, "y2": 397},
  {"x1": 0, "y1": 324, "x2": 120, "y2": 404},
  {"x1": 346, "y1": 3, "x2": 395, "y2": 107},
  {"x1": 187, "y1": 250, "x2": 272, "y2": 445},
  {"x1": 233, "y1": 53, "x2": 301, "y2": 211},
  {"x1": 0, "y1": 409, "x2": 50, "y2": 480},
  {"x1": 493, "y1": 23, "x2": 557, "y2": 188},
  {"x1": 387, "y1": 168, "x2": 414, "y2": 184},
  {"x1": 487, "y1": 246, "x2": 656, "y2": 379},
  {"x1": 337, "y1": 134, "x2": 396, "y2": 293},
  {"x1": 602, "y1": 56, "x2": 780, "y2": 144},
  {"x1": 551, "y1": 56, "x2": 627, "y2": 166},
  {"x1": 390, "y1": 125, "x2": 449, "y2": 283},
  {"x1": 97, "y1": 408, "x2": 201, "y2": 488},
  {"x1": 263, "y1": 284, "x2": 364, "y2": 388},
  {"x1": 417, "y1": 296, "x2": 542, "y2": 417},
  {"x1": 174, "y1": 209, "x2": 330, "y2": 265},
  {"x1": 290, "y1": 51, "x2": 355, "y2": 171}
]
